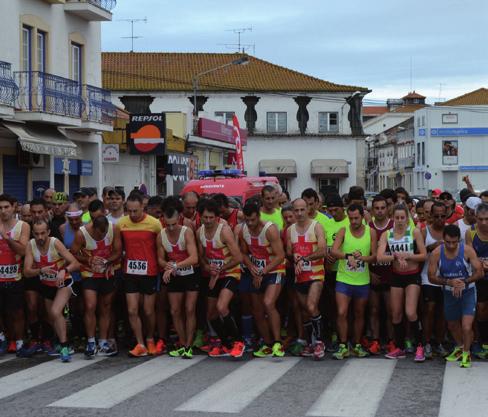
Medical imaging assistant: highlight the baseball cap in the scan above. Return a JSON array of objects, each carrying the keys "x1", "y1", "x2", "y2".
[
  {"x1": 431, "y1": 188, "x2": 442, "y2": 198},
  {"x1": 326, "y1": 194, "x2": 344, "y2": 208},
  {"x1": 466, "y1": 196, "x2": 482, "y2": 211},
  {"x1": 459, "y1": 188, "x2": 472, "y2": 204},
  {"x1": 73, "y1": 187, "x2": 96, "y2": 198},
  {"x1": 52, "y1": 192, "x2": 68, "y2": 203}
]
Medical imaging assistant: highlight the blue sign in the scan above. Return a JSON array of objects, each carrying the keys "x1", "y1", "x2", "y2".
[
  {"x1": 79, "y1": 160, "x2": 93, "y2": 176},
  {"x1": 459, "y1": 165, "x2": 488, "y2": 171},
  {"x1": 424, "y1": 172, "x2": 432, "y2": 180},
  {"x1": 431, "y1": 128, "x2": 488, "y2": 137},
  {"x1": 418, "y1": 128, "x2": 426, "y2": 136},
  {"x1": 54, "y1": 158, "x2": 79, "y2": 175}
]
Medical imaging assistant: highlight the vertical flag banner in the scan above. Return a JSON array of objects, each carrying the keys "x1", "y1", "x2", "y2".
[{"x1": 232, "y1": 115, "x2": 244, "y2": 171}]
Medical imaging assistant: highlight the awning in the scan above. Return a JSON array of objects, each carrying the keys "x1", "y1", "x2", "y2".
[
  {"x1": 3, "y1": 123, "x2": 78, "y2": 158},
  {"x1": 259, "y1": 159, "x2": 297, "y2": 177},
  {"x1": 310, "y1": 159, "x2": 348, "y2": 178}
]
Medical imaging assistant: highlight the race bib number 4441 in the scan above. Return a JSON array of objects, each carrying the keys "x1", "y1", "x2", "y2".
[{"x1": 126, "y1": 260, "x2": 148, "y2": 275}]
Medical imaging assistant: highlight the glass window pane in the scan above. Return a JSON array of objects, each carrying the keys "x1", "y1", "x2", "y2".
[
  {"x1": 277, "y1": 113, "x2": 287, "y2": 132},
  {"x1": 267, "y1": 113, "x2": 276, "y2": 132}
]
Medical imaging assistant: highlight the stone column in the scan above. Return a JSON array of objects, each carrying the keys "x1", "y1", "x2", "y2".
[{"x1": 241, "y1": 96, "x2": 260, "y2": 134}]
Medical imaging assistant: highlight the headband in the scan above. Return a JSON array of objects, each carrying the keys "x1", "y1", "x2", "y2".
[{"x1": 66, "y1": 210, "x2": 83, "y2": 218}]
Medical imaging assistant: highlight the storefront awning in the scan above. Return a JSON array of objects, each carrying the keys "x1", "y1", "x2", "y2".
[
  {"x1": 3, "y1": 123, "x2": 78, "y2": 158},
  {"x1": 259, "y1": 159, "x2": 297, "y2": 177},
  {"x1": 310, "y1": 159, "x2": 348, "y2": 177}
]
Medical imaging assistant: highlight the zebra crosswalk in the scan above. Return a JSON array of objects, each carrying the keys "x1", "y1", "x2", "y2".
[{"x1": 0, "y1": 353, "x2": 487, "y2": 417}]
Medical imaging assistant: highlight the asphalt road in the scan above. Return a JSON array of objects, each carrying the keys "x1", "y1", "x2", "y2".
[{"x1": 0, "y1": 351, "x2": 486, "y2": 417}]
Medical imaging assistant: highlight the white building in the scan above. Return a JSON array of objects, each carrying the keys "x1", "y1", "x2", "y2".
[
  {"x1": 0, "y1": 0, "x2": 116, "y2": 201},
  {"x1": 102, "y1": 52, "x2": 370, "y2": 198},
  {"x1": 413, "y1": 88, "x2": 488, "y2": 196}
]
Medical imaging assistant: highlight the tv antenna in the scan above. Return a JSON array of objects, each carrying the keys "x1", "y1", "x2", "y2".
[
  {"x1": 223, "y1": 27, "x2": 253, "y2": 53},
  {"x1": 119, "y1": 17, "x2": 147, "y2": 52},
  {"x1": 438, "y1": 83, "x2": 446, "y2": 101}
]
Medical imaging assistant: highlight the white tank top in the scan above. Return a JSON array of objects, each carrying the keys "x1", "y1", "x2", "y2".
[{"x1": 421, "y1": 226, "x2": 441, "y2": 287}]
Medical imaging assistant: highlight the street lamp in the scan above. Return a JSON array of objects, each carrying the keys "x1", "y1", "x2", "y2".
[{"x1": 192, "y1": 56, "x2": 249, "y2": 133}]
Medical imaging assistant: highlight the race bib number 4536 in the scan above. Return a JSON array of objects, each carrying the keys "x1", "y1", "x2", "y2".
[{"x1": 126, "y1": 260, "x2": 148, "y2": 275}]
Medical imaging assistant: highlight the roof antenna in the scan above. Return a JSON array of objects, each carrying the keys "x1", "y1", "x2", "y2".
[
  {"x1": 224, "y1": 27, "x2": 252, "y2": 53},
  {"x1": 438, "y1": 83, "x2": 446, "y2": 102},
  {"x1": 119, "y1": 17, "x2": 147, "y2": 52}
]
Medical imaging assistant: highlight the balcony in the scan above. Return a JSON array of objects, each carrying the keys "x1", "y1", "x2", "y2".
[
  {"x1": 14, "y1": 71, "x2": 84, "y2": 126},
  {"x1": 64, "y1": 0, "x2": 116, "y2": 21},
  {"x1": 398, "y1": 155, "x2": 415, "y2": 169},
  {"x1": 0, "y1": 61, "x2": 19, "y2": 118},
  {"x1": 79, "y1": 84, "x2": 115, "y2": 132}
]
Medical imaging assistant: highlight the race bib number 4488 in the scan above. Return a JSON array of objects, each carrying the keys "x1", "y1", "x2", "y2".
[{"x1": 126, "y1": 260, "x2": 148, "y2": 275}]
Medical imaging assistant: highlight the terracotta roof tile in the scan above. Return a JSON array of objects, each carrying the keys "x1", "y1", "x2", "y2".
[
  {"x1": 102, "y1": 52, "x2": 368, "y2": 93},
  {"x1": 392, "y1": 104, "x2": 427, "y2": 113},
  {"x1": 441, "y1": 88, "x2": 488, "y2": 106},
  {"x1": 363, "y1": 106, "x2": 388, "y2": 115},
  {"x1": 402, "y1": 91, "x2": 426, "y2": 99}
]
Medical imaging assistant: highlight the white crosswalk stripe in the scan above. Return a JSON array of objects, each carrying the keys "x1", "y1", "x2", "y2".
[
  {"x1": 49, "y1": 355, "x2": 205, "y2": 409},
  {"x1": 438, "y1": 361, "x2": 488, "y2": 417},
  {"x1": 0, "y1": 356, "x2": 15, "y2": 365},
  {"x1": 306, "y1": 359, "x2": 396, "y2": 417},
  {"x1": 175, "y1": 356, "x2": 301, "y2": 413},
  {"x1": 0, "y1": 355, "x2": 106, "y2": 400}
]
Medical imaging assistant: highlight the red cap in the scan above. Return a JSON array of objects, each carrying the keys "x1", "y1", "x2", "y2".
[
  {"x1": 455, "y1": 205, "x2": 464, "y2": 216},
  {"x1": 432, "y1": 188, "x2": 442, "y2": 197}
]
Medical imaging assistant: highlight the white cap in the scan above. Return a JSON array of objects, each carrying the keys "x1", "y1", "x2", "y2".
[{"x1": 466, "y1": 196, "x2": 482, "y2": 211}]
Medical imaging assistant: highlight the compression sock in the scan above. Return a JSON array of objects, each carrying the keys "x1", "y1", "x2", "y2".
[
  {"x1": 311, "y1": 315, "x2": 323, "y2": 342},
  {"x1": 304, "y1": 321, "x2": 313, "y2": 345}
]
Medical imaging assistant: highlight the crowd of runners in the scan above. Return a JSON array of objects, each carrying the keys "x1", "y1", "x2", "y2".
[{"x1": 1, "y1": 177, "x2": 488, "y2": 369}]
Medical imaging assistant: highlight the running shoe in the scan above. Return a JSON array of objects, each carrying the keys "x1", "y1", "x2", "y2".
[
  {"x1": 98, "y1": 343, "x2": 118, "y2": 357},
  {"x1": 471, "y1": 341, "x2": 482, "y2": 357},
  {"x1": 352, "y1": 343, "x2": 369, "y2": 358},
  {"x1": 460, "y1": 352, "x2": 472, "y2": 368},
  {"x1": 288, "y1": 340, "x2": 306, "y2": 356},
  {"x1": 386, "y1": 340, "x2": 396, "y2": 353},
  {"x1": 360, "y1": 336, "x2": 370, "y2": 350},
  {"x1": 199, "y1": 337, "x2": 219, "y2": 353},
  {"x1": 333, "y1": 343, "x2": 350, "y2": 360},
  {"x1": 475, "y1": 344, "x2": 488, "y2": 360},
  {"x1": 327, "y1": 333, "x2": 339, "y2": 353},
  {"x1": 29, "y1": 339, "x2": 43, "y2": 354},
  {"x1": 60, "y1": 346, "x2": 72, "y2": 363},
  {"x1": 405, "y1": 339, "x2": 414, "y2": 354},
  {"x1": 385, "y1": 347, "x2": 406, "y2": 359},
  {"x1": 48, "y1": 344, "x2": 61, "y2": 357},
  {"x1": 169, "y1": 347, "x2": 186, "y2": 357},
  {"x1": 129, "y1": 343, "x2": 148, "y2": 357},
  {"x1": 0, "y1": 339, "x2": 7, "y2": 354},
  {"x1": 16, "y1": 345, "x2": 35, "y2": 358},
  {"x1": 435, "y1": 343, "x2": 448, "y2": 357},
  {"x1": 253, "y1": 345, "x2": 272, "y2": 358},
  {"x1": 446, "y1": 346, "x2": 463, "y2": 362},
  {"x1": 193, "y1": 329, "x2": 205, "y2": 349},
  {"x1": 313, "y1": 341, "x2": 325, "y2": 360},
  {"x1": 230, "y1": 341, "x2": 245, "y2": 358},
  {"x1": 84, "y1": 341, "x2": 97, "y2": 359},
  {"x1": 7, "y1": 341, "x2": 16, "y2": 353},
  {"x1": 272, "y1": 342, "x2": 285, "y2": 358},
  {"x1": 424, "y1": 343, "x2": 433, "y2": 359},
  {"x1": 208, "y1": 345, "x2": 230, "y2": 358},
  {"x1": 414, "y1": 344, "x2": 425, "y2": 362},
  {"x1": 368, "y1": 340, "x2": 381, "y2": 355},
  {"x1": 182, "y1": 347, "x2": 193, "y2": 359},
  {"x1": 147, "y1": 340, "x2": 157, "y2": 356},
  {"x1": 300, "y1": 345, "x2": 314, "y2": 357},
  {"x1": 243, "y1": 337, "x2": 254, "y2": 353},
  {"x1": 42, "y1": 339, "x2": 54, "y2": 353},
  {"x1": 155, "y1": 339, "x2": 167, "y2": 355}
]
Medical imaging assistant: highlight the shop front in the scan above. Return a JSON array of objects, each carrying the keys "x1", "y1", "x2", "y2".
[{"x1": 310, "y1": 159, "x2": 349, "y2": 196}]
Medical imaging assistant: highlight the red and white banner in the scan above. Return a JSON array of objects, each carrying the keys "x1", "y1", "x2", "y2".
[{"x1": 232, "y1": 115, "x2": 245, "y2": 171}]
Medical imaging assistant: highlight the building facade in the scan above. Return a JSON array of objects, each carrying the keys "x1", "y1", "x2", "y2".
[
  {"x1": 0, "y1": 0, "x2": 116, "y2": 201},
  {"x1": 102, "y1": 53, "x2": 370, "y2": 198}
]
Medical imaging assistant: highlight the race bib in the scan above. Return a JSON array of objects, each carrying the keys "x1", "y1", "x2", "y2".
[
  {"x1": 0, "y1": 264, "x2": 19, "y2": 279},
  {"x1": 176, "y1": 265, "x2": 194, "y2": 276},
  {"x1": 390, "y1": 242, "x2": 412, "y2": 253},
  {"x1": 250, "y1": 255, "x2": 266, "y2": 269},
  {"x1": 126, "y1": 260, "x2": 148, "y2": 275},
  {"x1": 40, "y1": 269, "x2": 57, "y2": 282},
  {"x1": 346, "y1": 258, "x2": 366, "y2": 272},
  {"x1": 302, "y1": 260, "x2": 312, "y2": 271},
  {"x1": 209, "y1": 259, "x2": 224, "y2": 268}
]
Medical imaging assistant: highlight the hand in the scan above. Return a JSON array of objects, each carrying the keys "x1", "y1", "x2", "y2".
[
  {"x1": 482, "y1": 260, "x2": 488, "y2": 271},
  {"x1": 252, "y1": 274, "x2": 262, "y2": 289},
  {"x1": 452, "y1": 285, "x2": 463, "y2": 298},
  {"x1": 249, "y1": 265, "x2": 261, "y2": 277},
  {"x1": 56, "y1": 269, "x2": 66, "y2": 287},
  {"x1": 208, "y1": 275, "x2": 218, "y2": 290},
  {"x1": 450, "y1": 279, "x2": 465, "y2": 289},
  {"x1": 295, "y1": 259, "x2": 303, "y2": 276},
  {"x1": 164, "y1": 262, "x2": 176, "y2": 273},
  {"x1": 352, "y1": 251, "x2": 362, "y2": 259},
  {"x1": 40, "y1": 266, "x2": 56, "y2": 275},
  {"x1": 210, "y1": 263, "x2": 222, "y2": 275},
  {"x1": 462, "y1": 175, "x2": 471, "y2": 185},
  {"x1": 347, "y1": 255, "x2": 358, "y2": 270},
  {"x1": 162, "y1": 269, "x2": 172, "y2": 284}
]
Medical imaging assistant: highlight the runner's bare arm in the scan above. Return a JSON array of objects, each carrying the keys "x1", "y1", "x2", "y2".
[
  {"x1": 405, "y1": 228, "x2": 427, "y2": 262},
  {"x1": 263, "y1": 224, "x2": 285, "y2": 275},
  {"x1": 156, "y1": 232, "x2": 168, "y2": 270},
  {"x1": 427, "y1": 247, "x2": 443, "y2": 286},
  {"x1": 302, "y1": 222, "x2": 326, "y2": 262},
  {"x1": 175, "y1": 227, "x2": 199, "y2": 269},
  {"x1": 361, "y1": 228, "x2": 377, "y2": 263},
  {"x1": 23, "y1": 244, "x2": 40, "y2": 278},
  {"x1": 465, "y1": 245, "x2": 483, "y2": 284},
  {"x1": 54, "y1": 239, "x2": 80, "y2": 273},
  {"x1": 376, "y1": 231, "x2": 394, "y2": 263},
  {"x1": 221, "y1": 224, "x2": 243, "y2": 271},
  {"x1": 4, "y1": 221, "x2": 30, "y2": 256},
  {"x1": 330, "y1": 228, "x2": 346, "y2": 259}
]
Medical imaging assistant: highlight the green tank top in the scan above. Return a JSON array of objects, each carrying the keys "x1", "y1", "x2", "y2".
[
  {"x1": 337, "y1": 225, "x2": 371, "y2": 286},
  {"x1": 260, "y1": 208, "x2": 284, "y2": 231},
  {"x1": 327, "y1": 216, "x2": 349, "y2": 271}
]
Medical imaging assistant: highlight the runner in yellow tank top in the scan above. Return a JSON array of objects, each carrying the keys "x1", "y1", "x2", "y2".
[
  {"x1": 331, "y1": 204, "x2": 377, "y2": 359},
  {"x1": 260, "y1": 185, "x2": 284, "y2": 230}
]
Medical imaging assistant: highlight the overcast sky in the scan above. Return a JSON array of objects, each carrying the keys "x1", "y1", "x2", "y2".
[{"x1": 102, "y1": 0, "x2": 488, "y2": 103}]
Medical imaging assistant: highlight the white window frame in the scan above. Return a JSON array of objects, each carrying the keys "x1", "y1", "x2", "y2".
[
  {"x1": 214, "y1": 111, "x2": 235, "y2": 124},
  {"x1": 318, "y1": 112, "x2": 339, "y2": 133},
  {"x1": 267, "y1": 112, "x2": 287, "y2": 134},
  {"x1": 71, "y1": 43, "x2": 82, "y2": 83},
  {"x1": 37, "y1": 31, "x2": 46, "y2": 72},
  {"x1": 22, "y1": 26, "x2": 31, "y2": 71}
]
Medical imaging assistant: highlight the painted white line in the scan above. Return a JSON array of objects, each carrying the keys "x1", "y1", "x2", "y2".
[
  {"x1": 176, "y1": 357, "x2": 301, "y2": 413},
  {"x1": 49, "y1": 355, "x2": 205, "y2": 409},
  {"x1": 0, "y1": 355, "x2": 106, "y2": 400},
  {"x1": 439, "y1": 361, "x2": 488, "y2": 417},
  {"x1": 0, "y1": 356, "x2": 15, "y2": 365},
  {"x1": 306, "y1": 359, "x2": 396, "y2": 417}
]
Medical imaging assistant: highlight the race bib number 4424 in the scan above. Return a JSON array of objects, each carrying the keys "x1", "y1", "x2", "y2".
[{"x1": 126, "y1": 260, "x2": 148, "y2": 275}]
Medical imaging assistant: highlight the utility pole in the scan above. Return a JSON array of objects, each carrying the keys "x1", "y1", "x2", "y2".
[{"x1": 119, "y1": 17, "x2": 147, "y2": 52}]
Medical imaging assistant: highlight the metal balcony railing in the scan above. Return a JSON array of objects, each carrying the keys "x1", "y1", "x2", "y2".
[
  {"x1": 67, "y1": 0, "x2": 117, "y2": 12},
  {"x1": 0, "y1": 61, "x2": 19, "y2": 107},
  {"x1": 14, "y1": 71, "x2": 84, "y2": 118},
  {"x1": 83, "y1": 84, "x2": 116, "y2": 124}
]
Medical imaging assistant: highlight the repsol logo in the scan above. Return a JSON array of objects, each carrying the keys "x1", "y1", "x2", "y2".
[{"x1": 131, "y1": 115, "x2": 164, "y2": 122}]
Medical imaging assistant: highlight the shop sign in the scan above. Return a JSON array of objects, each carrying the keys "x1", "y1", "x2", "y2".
[
  {"x1": 102, "y1": 144, "x2": 120, "y2": 163},
  {"x1": 197, "y1": 118, "x2": 247, "y2": 146},
  {"x1": 54, "y1": 158, "x2": 79, "y2": 175},
  {"x1": 166, "y1": 153, "x2": 198, "y2": 182},
  {"x1": 80, "y1": 160, "x2": 93, "y2": 176},
  {"x1": 442, "y1": 140, "x2": 458, "y2": 165},
  {"x1": 127, "y1": 113, "x2": 166, "y2": 155}
]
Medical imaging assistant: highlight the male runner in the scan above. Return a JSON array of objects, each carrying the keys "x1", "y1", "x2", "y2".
[
  {"x1": 107, "y1": 189, "x2": 125, "y2": 225},
  {"x1": 260, "y1": 185, "x2": 284, "y2": 230}
]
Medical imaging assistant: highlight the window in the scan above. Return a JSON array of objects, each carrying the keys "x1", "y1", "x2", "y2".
[
  {"x1": 267, "y1": 112, "x2": 287, "y2": 133},
  {"x1": 318, "y1": 178, "x2": 339, "y2": 195},
  {"x1": 421, "y1": 142, "x2": 425, "y2": 165},
  {"x1": 417, "y1": 143, "x2": 421, "y2": 165},
  {"x1": 37, "y1": 31, "x2": 46, "y2": 72},
  {"x1": 214, "y1": 111, "x2": 235, "y2": 124},
  {"x1": 22, "y1": 26, "x2": 31, "y2": 71},
  {"x1": 318, "y1": 112, "x2": 339, "y2": 133},
  {"x1": 421, "y1": 115, "x2": 426, "y2": 126},
  {"x1": 71, "y1": 43, "x2": 82, "y2": 83},
  {"x1": 279, "y1": 178, "x2": 289, "y2": 193}
]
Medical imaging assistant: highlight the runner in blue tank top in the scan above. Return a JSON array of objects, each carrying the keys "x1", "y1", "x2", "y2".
[{"x1": 429, "y1": 224, "x2": 482, "y2": 368}]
